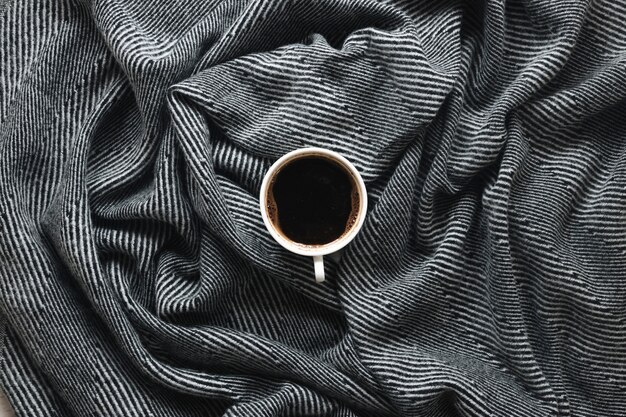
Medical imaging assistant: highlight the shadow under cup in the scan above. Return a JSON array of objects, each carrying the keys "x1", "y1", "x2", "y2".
[{"x1": 264, "y1": 152, "x2": 364, "y2": 251}]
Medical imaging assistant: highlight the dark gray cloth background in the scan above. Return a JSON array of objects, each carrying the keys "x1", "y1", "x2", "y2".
[{"x1": 1, "y1": 0, "x2": 625, "y2": 416}]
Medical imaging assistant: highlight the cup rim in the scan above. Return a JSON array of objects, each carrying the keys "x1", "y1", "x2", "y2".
[{"x1": 259, "y1": 147, "x2": 368, "y2": 257}]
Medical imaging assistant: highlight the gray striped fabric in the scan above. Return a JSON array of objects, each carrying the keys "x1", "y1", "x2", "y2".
[{"x1": 1, "y1": 0, "x2": 625, "y2": 416}]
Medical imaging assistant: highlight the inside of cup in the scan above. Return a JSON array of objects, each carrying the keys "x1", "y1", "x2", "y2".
[{"x1": 263, "y1": 151, "x2": 366, "y2": 253}]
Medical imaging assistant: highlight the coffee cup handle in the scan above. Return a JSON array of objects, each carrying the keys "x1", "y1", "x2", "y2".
[{"x1": 313, "y1": 255, "x2": 325, "y2": 283}]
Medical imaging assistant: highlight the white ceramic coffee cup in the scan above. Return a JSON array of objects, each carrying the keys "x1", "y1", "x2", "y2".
[{"x1": 259, "y1": 148, "x2": 367, "y2": 283}]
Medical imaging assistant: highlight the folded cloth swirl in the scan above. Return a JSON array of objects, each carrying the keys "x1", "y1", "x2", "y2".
[{"x1": 1, "y1": 0, "x2": 625, "y2": 416}]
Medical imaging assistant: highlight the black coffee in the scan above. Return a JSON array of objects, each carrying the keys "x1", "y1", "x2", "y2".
[{"x1": 268, "y1": 156, "x2": 358, "y2": 245}]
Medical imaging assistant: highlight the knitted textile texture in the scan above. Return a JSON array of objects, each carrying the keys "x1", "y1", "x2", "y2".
[{"x1": 1, "y1": 0, "x2": 625, "y2": 416}]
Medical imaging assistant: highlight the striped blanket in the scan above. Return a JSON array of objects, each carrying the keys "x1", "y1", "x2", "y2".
[{"x1": 1, "y1": 0, "x2": 625, "y2": 416}]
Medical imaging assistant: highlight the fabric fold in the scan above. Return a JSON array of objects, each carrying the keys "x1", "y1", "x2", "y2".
[{"x1": 1, "y1": 0, "x2": 625, "y2": 416}]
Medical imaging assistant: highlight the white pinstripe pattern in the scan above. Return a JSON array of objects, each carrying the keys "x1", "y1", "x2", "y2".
[{"x1": 1, "y1": 0, "x2": 625, "y2": 416}]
